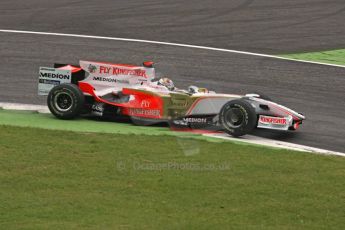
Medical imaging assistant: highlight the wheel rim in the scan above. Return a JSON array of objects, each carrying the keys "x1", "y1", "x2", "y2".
[
  {"x1": 54, "y1": 92, "x2": 73, "y2": 112},
  {"x1": 224, "y1": 107, "x2": 244, "y2": 128}
]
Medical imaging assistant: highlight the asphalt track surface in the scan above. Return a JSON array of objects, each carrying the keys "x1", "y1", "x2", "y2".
[{"x1": 0, "y1": 0, "x2": 344, "y2": 152}]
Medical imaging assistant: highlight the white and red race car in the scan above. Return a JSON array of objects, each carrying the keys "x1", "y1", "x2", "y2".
[{"x1": 38, "y1": 60, "x2": 305, "y2": 137}]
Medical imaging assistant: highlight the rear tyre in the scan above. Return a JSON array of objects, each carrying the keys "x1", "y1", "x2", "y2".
[
  {"x1": 219, "y1": 99, "x2": 257, "y2": 137},
  {"x1": 47, "y1": 84, "x2": 85, "y2": 120}
]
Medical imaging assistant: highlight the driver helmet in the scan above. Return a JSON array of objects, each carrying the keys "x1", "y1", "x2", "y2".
[{"x1": 158, "y1": 77, "x2": 175, "y2": 91}]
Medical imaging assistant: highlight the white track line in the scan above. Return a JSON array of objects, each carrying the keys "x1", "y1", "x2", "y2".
[
  {"x1": 1, "y1": 102, "x2": 344, "y2": 157},
  {"x1": 1, "y1": 29, "x2": 345, "y2": 68},
  {"x1": 204, "y1": 133, "x2": 345, "y2": 157},
  {"x1": 0, "y1": 102, "x2": 49, "y2": 113}
]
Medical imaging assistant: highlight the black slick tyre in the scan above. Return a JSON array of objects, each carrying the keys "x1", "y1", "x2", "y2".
[
  {"x1": 219, "y1": 99, "x2": 257, "y2": 137},
  {"x1": 47, "y1": 84, "x2": 85, "y2": 120}
]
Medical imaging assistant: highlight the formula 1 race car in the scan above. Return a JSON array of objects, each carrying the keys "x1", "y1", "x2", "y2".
[{"x1": 38, "y1": 60, "x2": 305, "y2": 137}]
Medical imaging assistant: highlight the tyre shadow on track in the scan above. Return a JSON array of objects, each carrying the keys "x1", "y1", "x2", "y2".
[{"x1": 85, "y1": 115, "x2": 300, "y2": 142}]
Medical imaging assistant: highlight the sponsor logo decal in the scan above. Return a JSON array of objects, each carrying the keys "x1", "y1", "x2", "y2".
[
  {"x1": 172, "y1": 100, "x2": 188, "y2": 107},
  {"x1": 38, "y1": 79, "x2": 60, "y2": 85},
  {"x1": 93, "y1": 76, "x2": 116, "y2": 83},
  {"x1": 40, "y1": 72, "x2": 70, "y2": 80},
  {"x1": 141, "y1": 100, "x2": 150, "y2": 108},
  {"x1": 129, "y1": 108, "x2": 160, "y2": 116},
  {"x1": 259, "y1": 116, "x2": 287, "y2": 125},
  {"x1": 91, "y1": 103, "x2": 104, "y2": 116},
  {"x1": 99, "y1": 65, "x2": 147, "y2": 77},
  {"x1": 173, "y1": 117, "x2": 208, "y2": 126},
  {"x1": 116, "y1": 79, "x2": 130, "y2": 84},
  {"x1": 173, "y1": 120, "x2": 188, "y2": 126},
  {"x1": 38, "y1": 67, "x2": 71, "y2": 95},
  {"x1": 92, "y1": 76, "x2": 129, "y2": 84},
  {"x1": 183, "y1": 117, "x2": 207, "y2": 123},
  {"x1": 88, "y1": 64, "x2": 97, "y2": 73}
]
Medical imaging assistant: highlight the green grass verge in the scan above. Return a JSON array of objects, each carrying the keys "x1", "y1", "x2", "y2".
[
  {"x1": 280, "y1": 49, "x2": 345, "y2": 66},
  {"x1": 0, "y1": 125, "x2": 344, "y2": 229},
  {"x1": 0, "y1": 109, "x2": 225, "y2": 143},
  {"x1": 0, "y1": 109, "x2": 180, "y2": 136}
]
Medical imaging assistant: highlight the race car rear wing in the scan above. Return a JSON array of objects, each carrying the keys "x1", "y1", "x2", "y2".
[
  {"x1": 38, "y1": 64, "x2": 86, "y2": 95},
  {"x1": 38, "y1": 61, "x2": 155, "y2": 96}
]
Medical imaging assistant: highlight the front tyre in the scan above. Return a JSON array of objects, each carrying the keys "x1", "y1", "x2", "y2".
[
  {"x1": 47, "y1": 84, "x2": 85, "y2": 120},
  {"x1": 219, "y1": 99, "x2": 257, "y2": 137}
]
